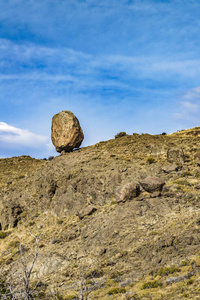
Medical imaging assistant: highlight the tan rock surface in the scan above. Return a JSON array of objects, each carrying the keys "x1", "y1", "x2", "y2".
[
  {"x1": 51, "y1": 110, "x2": 84, "y2": 152},
  {"x1": 1, "y1": 127, "x2": 200, "y2": 299},
  {"x1": 139, "y1": 176, "x2": 165, "y2": 193},
  {"x1": 167, "y1": 147, "x2": 185, "y2": 164}
]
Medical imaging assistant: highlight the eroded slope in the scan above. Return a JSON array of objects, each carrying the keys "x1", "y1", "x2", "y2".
[{"x1": 1, "y1": 129, "x2": 200, "y2": 299}]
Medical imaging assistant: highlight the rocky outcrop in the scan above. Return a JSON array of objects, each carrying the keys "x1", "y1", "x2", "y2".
[
  {"x1": 116, "y1": 182, "x2": 140, "y2": 203},
  {"x1": 51, "y1": 110, "x2": 84, "y2": 153},
  {"x1": 139, "y1": 177, "x2": 165, "y2": 193},
  {"x1": 0, "y1": 203, "x2": 23, "y2": 230},
  {"x1": 167, "y1": 147, "x2": 185, "y2": 164},
  {"x1": 77, "y1": 206, "x2": 97, "y2": 219},
  {"x1": 161, "y1": 164, "x2": 179, "y2": 173}
]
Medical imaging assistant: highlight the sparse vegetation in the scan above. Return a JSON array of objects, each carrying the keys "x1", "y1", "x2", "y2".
[
  {"x1": 48, "y1": 156, "x2": 55, "y2": 161},
  {"x1": 115, "y1": 132, "x2": 127, "y2": 138},
  {"x1": 57, "y1": 219, "x2": 64, "y2": 224},
  {"x1": 107, "y1": 287, "x2": 126, "y2": 295},
  {"x1": 141, "y1": 280, "x2": 163, "y2": 289},
  {"x1": 0, "y1": 232, "x2": 7, "y2": 239},
  {"x1": 158, "y1": 266, "x2": 180, "y2": 276},
  {"x1": 20, "y1": 211, "x2": 28, "y2": 218},
  {"x1": 1, "y1": 127, "x2": 200, "y2": 299},
  {"x1": 146, "y1": 156, "x2": 156, "y2": 164},
  {"x1": 66, "y1": 296, "x2": 78, "y2": 300}
]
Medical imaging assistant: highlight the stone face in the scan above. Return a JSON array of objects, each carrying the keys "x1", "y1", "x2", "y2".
[
  {"x1": 167, "y1": 147, "x2": 185, "y2": 164},
  {"x1": 77, "y1": 206, "x2": 97, "y2": 220},
  {"x1": 161, "y1": 164, "x2": 179, "y2": 173},
  {"x1": 139, "y1": 177, "x2": 165, "y2": 193},
  {"x1": 1, "y1": 203, "x2": 23, "y2": 230},
  {"x1": 116, "y1": 182, "x2": 140, "y2": 203},
  {"x1": 51, "y1": 110, "x2": 84, "y2": 153}
]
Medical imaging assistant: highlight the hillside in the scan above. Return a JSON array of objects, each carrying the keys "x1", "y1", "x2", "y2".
[{"x1": 1, "y1": 128, "x2": 200, "y2": 299}]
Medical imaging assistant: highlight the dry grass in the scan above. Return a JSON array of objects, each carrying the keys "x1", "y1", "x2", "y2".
[{"x1": 1, "y1": 127, "x2": 200, "y2": 298}]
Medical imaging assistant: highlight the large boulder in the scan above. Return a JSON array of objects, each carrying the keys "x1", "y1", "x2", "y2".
[{"x1": 51, "y1": 110, "x2": 84, "y2": 153}]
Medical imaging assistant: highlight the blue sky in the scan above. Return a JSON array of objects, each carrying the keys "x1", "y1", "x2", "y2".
[{"x1": 0, "y1": 0, "x2": 200, "y2": 158}]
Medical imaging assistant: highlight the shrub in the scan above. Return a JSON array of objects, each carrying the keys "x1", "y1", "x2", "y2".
[
  {"x1": 181, "y1": 171, "x2": 192, "y2": 177},
  {"x1": 0, "y1": 279, "x2": 8, "y2": 295},
  {"x1": 161, "y1": 132, "x2": 167, "y2": 135},
  {"x1": 146, "y1": 157, "x2": 156, "y2": 164},
  {"x1": 107, "y1": 287, "x2": 126, "y2": 295},
  {"x1": 173, "y1": 179, "x2": 191, "y2": 186},
  {"x1": 48, "y1": 156, "x2": 54, "y2": 161},
  {"x1": 17, "y1": 175, "x2": 25, "y2": 180},
  {"x1": 194, "y1": 172, "x2": 200, "y2": 178},
  {"x1": 141, "y1": 280, "x2": 163, "y2": 289},
  {"x1": 8, "y1": 240, "x2": 20, "y2": 248},
  {"x1": 186, "y1": 278, "x2": 194, "y2": 285},
  {"x1": 20, "y1": 211, "x2": 28, "y2": 218},
  {"x1": 66, "y1": 296, "x2": 78, "y2": 300},
  {"x1": 158, "y1": 266, "x2": 180, "y2": 276},
  {"x1": 28, "y1": 221, "x2": 35, "y2": 227},
  {"x1": 110, "y1": 270, "x2": 122, "y2": 279},
  {"x1": 181, "y1": 260, "x2": 189, "y2": 266},
  {"x1": 115, "y1": 132, "x2": 127, "y2": 138},
  {"x1": 0, "y1": 232, "x2": 7, "y2": 239},
  {"x1": 85, "y1": 268, "x2": 103, "y2": 279},
  {"x1": 57, "y1": 219, "x2": 64, "y2": 224}
]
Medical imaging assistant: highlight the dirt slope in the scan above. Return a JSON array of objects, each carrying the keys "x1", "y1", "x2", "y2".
[{"x1": 1, "y1": 128, "x2": 200, "y2": 299}]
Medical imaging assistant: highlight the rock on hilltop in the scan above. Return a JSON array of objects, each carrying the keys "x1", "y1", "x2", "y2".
[{"x1": 51, "y1": 110, "x2": 84, "y2": 153}]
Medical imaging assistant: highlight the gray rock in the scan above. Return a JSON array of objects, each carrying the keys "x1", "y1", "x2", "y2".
[
  {"x1": 77, "y1": 206, "x2": 97, "y2": 220},
  {"x1": 161, "y1": 164, "x2": 179, "y2": 173},
  {"x1": 166, "y1": 271, "x2": 195, "y2": 285},
  {"x1": 139, "y1": 177, "x2": 165, "y2": 193},
  {"x1": 116, "y1": 182, "x2": 140, "y2": 203},
  {"x1": 120, "y1": 279, "x2": 132, "y2": 287},
  {"x1": 167, "y1": 147, "x2": 185, "y2": 164},
  {"x1": 166, "y1": 276, "x2": 184, "y2": 285}
]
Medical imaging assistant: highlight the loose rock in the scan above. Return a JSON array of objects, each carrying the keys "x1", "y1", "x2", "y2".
[
  {"x1": 167, "y1": 147, "x2": 185, "y2": 164},
  {"x1": 77, "y1": 206, "x2": 97, "y2": 220},
  {"x1": 166, "y1": 276, "x2": 184, "y2": 285},
  {"x1": 161, "y1": 164, "x2": 179, "y2": 173},
  {"x1": 51, "y1": 110, "x2": 84, "y2": 153},
  {"x1": 139, "y1": 177, "x2": 165, "y2": 193},
  {"x1": 116, "y1": 182, "x2": 140, "y2": 203}
]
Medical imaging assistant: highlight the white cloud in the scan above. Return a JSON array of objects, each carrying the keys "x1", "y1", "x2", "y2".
[
  {"x1": 180, "y1": 101, "x2": 199, "y2": 112},
  {"x1": 1, "y1": 38, "x2": 200, "y2": 91},
  {"x1": 174, "y1": 86, "x2": 200, "y2": 121},
  {"x1": 0, "y1": 122, "x2": 48, "y2": 149},
  {"x1": 182, "y1": 86, "x2": 200, "y2": 101}
]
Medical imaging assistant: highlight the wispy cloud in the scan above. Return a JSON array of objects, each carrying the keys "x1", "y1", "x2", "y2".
[
  {"x1": 0, "y1": 122, "x2": 53, "y2": 158},
  {"x1": 1, "y1": 38, "x2": 200, "y2": 89},
  {"x1": 0, "y1": 122, "x2": 48, "y2": 147},
  {"x1": 1, "y1": 0, "x2": 200, "y2": 157},
  {"x1": 174, "y1": 86, "x2": 200, "y2": 123},
  {"x1": 182, "y1": 86, "x2": 200, "y2": 101}
]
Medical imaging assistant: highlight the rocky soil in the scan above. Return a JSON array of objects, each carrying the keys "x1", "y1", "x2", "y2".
[{"x1": 1, "y1": 128, "x2": 200, "y2": 299}]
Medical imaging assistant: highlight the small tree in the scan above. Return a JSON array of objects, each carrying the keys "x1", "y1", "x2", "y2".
[
  {"x1": 2, "y1": 232, "x2": 43, "y2": 300},
  {"x1": 74, "y1": 267, "x2": 105, "y2": 300}
]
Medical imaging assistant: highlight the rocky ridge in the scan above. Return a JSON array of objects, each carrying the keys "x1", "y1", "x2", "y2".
[{"x1": 1, "y1": 128, "x2": 200, "y2": 299}]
